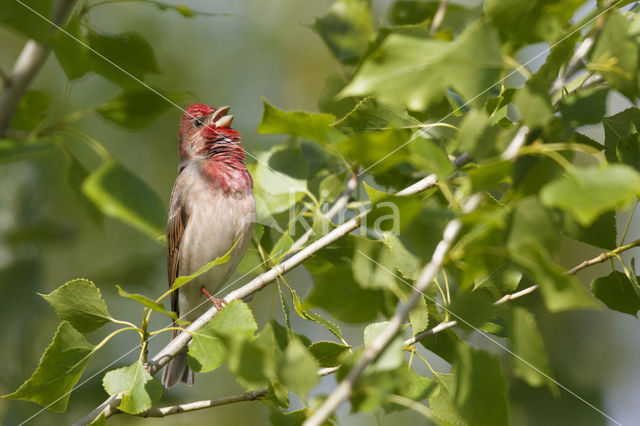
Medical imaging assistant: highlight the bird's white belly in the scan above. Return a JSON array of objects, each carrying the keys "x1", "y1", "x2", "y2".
[{"x1": 178, "y1": 185, "x2": 254, "y2": 322}]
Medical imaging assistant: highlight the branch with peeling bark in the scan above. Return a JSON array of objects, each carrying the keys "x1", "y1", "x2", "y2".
[{"x1": 0, "y1": 0, "x2": 77, "y2": 136}]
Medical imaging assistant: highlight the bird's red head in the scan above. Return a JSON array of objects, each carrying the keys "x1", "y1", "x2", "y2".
[{"x1": 178, "y1": 103, "x2": 245, "y2": 168}]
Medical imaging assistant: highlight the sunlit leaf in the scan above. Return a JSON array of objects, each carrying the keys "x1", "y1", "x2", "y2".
[
  {"x1": 313, "y1": 0, "x2": 374, "y2": 65},
  {"x1": 591, "y1": 271, "x2": 640, "y2": 317},
  {"x1": 115, "y1": 285, "x2": 176, "y2": 320},
  {"x1": 540, "y1": 165, "x2": 640, "y2": 226},
  {"x1": 82, "y1": 161, "x2": 166, "y2": 238},
  {"x1": 3, "y1": 322, "x2": 94, "y2": 412},
  {"x1": 40, "y1": 278, "x2": 112, "y2": 332},
  {"x1": 102, "y1": 361, "x2": 162, "y2": 415},
  {"x1": 189, "y1": 300, "x2": 257, "y2": 372}
]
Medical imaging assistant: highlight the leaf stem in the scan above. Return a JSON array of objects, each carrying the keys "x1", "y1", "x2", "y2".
[{"x1": 620, "y1": 200, "x2": 638, "y2": 245}]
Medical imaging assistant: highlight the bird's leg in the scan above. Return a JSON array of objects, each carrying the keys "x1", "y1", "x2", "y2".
[{"x1": 201, "y1": 286, "x2": 227, "y2": 311}]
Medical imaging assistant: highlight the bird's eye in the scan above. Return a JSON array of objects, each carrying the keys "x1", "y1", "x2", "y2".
[{"x1": 194, "y1": 118, "x2": 204, "y2": 127}]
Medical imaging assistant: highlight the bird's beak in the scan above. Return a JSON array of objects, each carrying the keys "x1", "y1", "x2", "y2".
[{"x1": 210, "y1": 106, "x2": 234, "y2": 128}]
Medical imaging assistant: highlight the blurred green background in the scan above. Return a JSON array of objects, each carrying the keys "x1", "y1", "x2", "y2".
[{"x1": 1, "y1": 1, "x2": 639, "y2": 425}]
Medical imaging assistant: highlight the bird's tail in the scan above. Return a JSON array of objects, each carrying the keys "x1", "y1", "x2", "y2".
[{"x1": 161, "y1": 330, "x2": 195, "y2": 388}]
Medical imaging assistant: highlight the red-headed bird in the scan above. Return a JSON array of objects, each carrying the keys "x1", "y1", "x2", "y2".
[{"x1": 162, "y1": 104, "x2": 255, "y2": 388}]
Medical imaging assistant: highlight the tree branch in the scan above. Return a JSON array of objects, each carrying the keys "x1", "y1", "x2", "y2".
[
  {"x1": 0, "y1": 0, "x2": 77, "y2": 136},
  {"x1": 567, "y1": 238, "x2": 640, "y2": 275},
  {"x1": 429, "y1": 0, "x2": 448, "y2": 35}
]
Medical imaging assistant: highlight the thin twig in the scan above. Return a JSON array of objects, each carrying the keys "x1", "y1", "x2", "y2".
[
  {"x1": 494, "y1": 238, "x2": 640, "y2": 304},
  {"x1": 132, "y1": 387, "x2": 268, "y2": 418},
  {"x1": 0, "y1": 0, "x2": 77, "y2": 136},
  {"x1": 404, "y1": 321, "x2": 457, "y2": 346},
  {"x1": 567, "y1": 238, "x2": 640, "y2": 275},
  {"x1": 494, "y1": 285, "x2": 538, "y2": 305},
  {"x1": 429, "y1": 0, "x2": 448, "y2": 34}
]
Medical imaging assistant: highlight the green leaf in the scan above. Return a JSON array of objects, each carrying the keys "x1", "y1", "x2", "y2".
[
  {"x1": 288, "y1": 285, "x2": 343, "y2": 341},
  {"x1": 467, "y1": 160, "x2": 511, "y2": 193},
  {"x1": 540, "y1": 164, "x2": 640, "y2": 226},
  {"x1": 40, "y1": 278, "x2": 112, "y2": 332},
  {"x1": 333, "y1": 97, "x2": 421, "y2": 133},
  {"x1": 82, "y1": 161, "x2": 166, "y2": 238},
  {"x1": 53, "y1": 22, "x2": 159, "y2": 84},
  {"x1": 363, "y1": 322, "x2": 404, "y2": 371},
  {"x1": 602, "y1": 108, "x2": 640, "y2": 162},
  {"x1": 277, "y1": 338, "x2": 319, "y2": 399},
  {"x1": 409, "y1": 295, "x2": 428, "y2": 335},
  {"x1": 486, "y1": 0, "x2": 581, "y2": 47},
  {"x1": 457, "y1": 108, "x2": 500, "y2": 160},
  {"x1": 353, "y1": 238, "x2": 396, "y2": 290},
  {"x1": 312, "y1": 0, "x2": 374, "y2": 65},
  {"x1": 562, "y1": 211, "x2": 617, "y2": 250},
  {"x1": 515, "y1": 80, "x2": 552, "y2": 128},
  {"x1": 65, "y1": 152, "x2": 104, "y2": 227},
  {"x1": 10, "y1": 90, "x2": 50, "y2": 131},
  {"x1": 270, "y1": 232, "x2": 294, "y2": 260},
  {"x1": 363, "y1": 182, "x2": 423, "y2": 231},
  {"x1": 3, "y1": 321, "x2": 94, "y2": 412},
  {"x1": 508, "y1": 197, "x2": 558, "y2": 253},
  {"x1": 52, "y1": 15, "x2": 92, "y2": 80},
  {"x1": 88, "y1": 412, "x2": 106, "y2": 426},
  {"x1": 338, "y1": 128, "x2": 411, "y2": 172},
  {"x1": 617, "y1": 133, "x2": 640, "y2": 171},
  {"x1": 258, "y1": 99, "x2": 337, "y2": 143},
  {"x1": 511, "y1": 245, "x2": 597, "y2": 312},
  {"x1": 383, "y1": 367, "x2": 437, "y2": 414},
  {"x1": 189, "y1": 300, "x2": 258, "y2": 372},
  {"x1": 171, "y1": 239, "x2": 235, "y2": 291},
  {"x1": 430, "y1": 373, "x2": 466, "y2": 424},
  {"x1": 589, "y1": 11, "x2": 638, "y2": 100},
  {"x1": 448, "y1": 290, "x2": 496, "y2": 330},
  {"x1": 453, "y1": 343, "x2": 509, "y2": 426},
  {"x1": 474, "y1": 262, "x2": 523, "y2": 292},
  {"x1": 591, "y1": 271, "x2": 640, "y2": 317},
  {"x1": 308, "y1": 341, "x2": 351, "y2": 368},
  {"x1": 318, "y1": 74, "x2": 358, "y2": 117},
  {"x1": 382, "y1": 233, "x2": 420, "y2": 280},
  {"x1": 509, "y1": 307, "x2": 558, "y2": 393},
  {"x1": 407, "y1": 139, "x2": 454, "y2": 179},
  {"x1": 341, "y1": 21, "x2": 503, "y2": 110},
  {"x1": 558, "y1": 88, "x2": 608, "y2": 126},
  {"x1": 102, "y1": 361, "x2": 162, "y2": 415},
  {"x1": 269, "y1": 408, "x2": 312, "y2": 426},
  {"x1": 98, "y1": 88, "x2": 184, "y2": 129},
  {"x1": 88, "y1": 30, "x2": 159, "y2": 86},
  {"x1": 115, "y1": 285, "x2": 176, "y2": 320},
  {"x1": 251, "y1": 150, "x2": 307, "y2": 221},
  {"x1": 318, "y1": 173, "x2": 345, "y2": 201},
  {"x1": 0, "y1": 0, "x2": 52, "y2": 41},
  {"x1": 0, "y1": 138, "x2": 53, "y2": 164},
  {"x1": 268, "y1": 138, "x2": 309, "y2": 180},
  {"x1": 306, "y1": 264, "x2": 386, "y2": 323}
]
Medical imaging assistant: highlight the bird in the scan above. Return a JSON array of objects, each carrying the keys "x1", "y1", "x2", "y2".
[{"x1": 161, "y1": 103, "x2": 256, "y2": 388}]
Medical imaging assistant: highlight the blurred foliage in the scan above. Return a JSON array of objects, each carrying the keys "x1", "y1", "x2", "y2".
[{"x1": 2, "y1": 0, "x2": 640, "y2": 425}]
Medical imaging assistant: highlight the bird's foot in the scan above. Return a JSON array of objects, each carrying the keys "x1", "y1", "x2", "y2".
[{"x1": 201, "y1": 286, "x2": 227, "y2": 311}]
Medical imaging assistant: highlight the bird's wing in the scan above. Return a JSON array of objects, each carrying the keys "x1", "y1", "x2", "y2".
[{"x1": 167, "y1": 179, "x2": 189, "y2": 319}]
